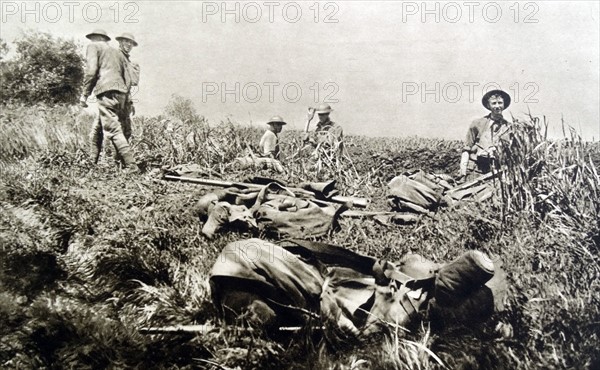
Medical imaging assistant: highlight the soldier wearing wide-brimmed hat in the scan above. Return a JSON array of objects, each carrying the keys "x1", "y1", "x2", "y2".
[
  {"x1": 86, "y1": 29, "x2": 111, "y2": 42},
  {"x1": 115, "y1": 32, "x2": 138, "y2": 46},
  {"x1": 114, "y1": 33, "x2": 140, "y2": 143},
  {"x1": 303, "y1": 103, "x2": 344, "y2": 151},
  {"x1": 459, "y1": 89, "x2": 512, "y2": 180},
  {"x1": 83, "y1": 29, "x2": 111, "y2": 166},
  {"x1": 259, "y1": 115, "x2": 287, "y2": 159},
  {"x1": 81, "y1": 29, "x2": 139, "y2": 172}
]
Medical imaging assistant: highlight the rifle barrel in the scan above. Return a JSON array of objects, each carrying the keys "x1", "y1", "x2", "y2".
[
  {"x1": 139, "y1": 324, "x2": 321, "y2": 335},
  {"x1": 163, "y1": 175, "x2": 369, "y2": 208}
]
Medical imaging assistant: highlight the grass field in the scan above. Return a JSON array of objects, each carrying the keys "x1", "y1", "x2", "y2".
[{"x1": 0, "y1": 103, "x2": 599, "y2": 369}]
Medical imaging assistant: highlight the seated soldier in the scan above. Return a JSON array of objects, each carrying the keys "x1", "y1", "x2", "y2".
[
  {"x1": 459, "y1": 89, "x2": 512, "y2": 181},
  {"x1": 303, "y1": 103, "x2": 344, "y2": 151},
  {"x1": 259, "y1": 116, "x2": 286, "y2": 159}
]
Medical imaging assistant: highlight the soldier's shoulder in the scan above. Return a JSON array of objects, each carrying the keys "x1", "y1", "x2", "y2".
[
  {"x1": 103, "y1": 45, "x2": 122, "y2": 56},
  {"x1": 90, "y1": 42, "x2": 117, "y2": 57},
  {"x1": 261, "y1": 130, "x2": 277, "y2": 141},
  {"x1": 86, "y1": 42, "x2": 103, "y2": 52},
  {"x1": 470, "y1": 116, "x2": 488, "y2": 126},
  {"x1": 96, "y1": 41, "x2": 112, "y2": 50}
]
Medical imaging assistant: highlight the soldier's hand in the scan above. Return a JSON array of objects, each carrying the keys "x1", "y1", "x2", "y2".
[
  {"x1": 79, "y1": 96, "x2": 88, "y2": 108},
  {"x1": 130, "y1": 104, "x2": 136, "y2": 116},
  {"x1": 306, "y1": 107, "x2": 316, "y2": 121}
]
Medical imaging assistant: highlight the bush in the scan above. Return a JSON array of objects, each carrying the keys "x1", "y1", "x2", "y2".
[
  {"x1": 163, "y1": 94, "x2": 202, "y2": 123},
  {"x1": 0, "y1": 31, "x2": 84, "y2": 105}
]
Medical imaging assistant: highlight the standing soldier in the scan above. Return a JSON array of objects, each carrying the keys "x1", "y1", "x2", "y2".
[
  {"x1": 82, "y1": 29, "x2": 108, "y2": 165},
  {"x1": 459, "y1": 90, "x2": 512, "y2": 181},
  {"x1": 115, "y1": 33, "x2": 140, "y2": 143},
  {"x1": 259, "y1": 116, "x2": 286, "y2": 159},
  {"x1": 303, "y1": 103, "x2": 344, "y2": 151},
  {"x1": 80, "y1": 29, "x2": 138, "y2": 171}
]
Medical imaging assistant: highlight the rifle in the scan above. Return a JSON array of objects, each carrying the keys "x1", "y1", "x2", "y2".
[
  {"x1": 163, "y1": 175, "x2": 370, "y2": 208},
  {"x1": 139, "y1": 324, "x2": 323, "y2": 335},
  {"x1": 450, "y1": 170, "x2": 500, "y2": 192}
]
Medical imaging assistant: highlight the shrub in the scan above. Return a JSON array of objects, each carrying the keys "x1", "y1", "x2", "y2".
[
  {"x1": 163, "y1": 94, "x2": 202, "y2": 123},
  {"x1": 0, "y1": 31, "x2": 84, "y2": 105}
]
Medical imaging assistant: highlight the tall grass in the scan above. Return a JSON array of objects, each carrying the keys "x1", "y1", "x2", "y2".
[
  {"x1": 0, "y1": 103, "x2": 90, "y2": 161},
  {"x1": 498, "y1": 115, "x2": 599, "y2": 221},
  {"x1": 0, "y1": 103, "x2": 599, "y2": 369}
]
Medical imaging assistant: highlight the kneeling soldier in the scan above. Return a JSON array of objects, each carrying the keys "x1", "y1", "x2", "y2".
[{"x1": 259, "y1": 116, "x2": 286, "y2": 159}]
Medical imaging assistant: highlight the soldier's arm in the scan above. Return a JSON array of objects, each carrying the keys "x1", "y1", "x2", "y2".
[
  {"x1": 460, "y1": 121, "x2": 480, "y2": 177},
  {"x1": 261, "y1": 133, "x2": 277, "y2": 157},
  {"x1": 332, "y1": 125, "x2": 344, "y2": 141},
  {"x1": 464, "y1": 122, "x2": 479, "y2": 152},
  {"x1": 81, "y1": 44, "x2": 100, "y2": 99},
  {"x1": 459, "y1": 152, "x2": 470, "y2": 177},
  {"x1": 130, "y1": 61, "x2": 140, "y2": 87}
]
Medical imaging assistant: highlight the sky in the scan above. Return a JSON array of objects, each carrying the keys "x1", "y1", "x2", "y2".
[{"x1": 1, "y1": 0, "x2": 599, "y2": 140}]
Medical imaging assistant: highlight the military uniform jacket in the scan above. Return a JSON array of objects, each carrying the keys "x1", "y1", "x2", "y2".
[
  {"x1": 315, "y1": 120, "x2": 343, "y2": 147},
  {"x1": 259, "y1": 130, "x2": 279, "y2": 158},
  {"x1": 82, "y1": 42, "x2": 131, "y2": 98},
  {"x1": 464, "y1": 114, "x2": 511, "y2": 157}
]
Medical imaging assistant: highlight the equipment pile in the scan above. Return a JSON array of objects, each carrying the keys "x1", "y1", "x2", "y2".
[{"x1": 152, "y1": 164, "x2": 507, "y2": 345}]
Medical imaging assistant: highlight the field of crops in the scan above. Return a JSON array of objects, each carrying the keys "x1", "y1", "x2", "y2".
[{"x1": 1, "y1": 103, "x2": 599, "y2": 369}]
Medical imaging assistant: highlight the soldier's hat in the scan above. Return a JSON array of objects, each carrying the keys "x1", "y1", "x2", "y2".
[
  {"x1": 86, "y1": 29, "x2": 110, "y2": 41},
  {"x1": 267, "y1": 116, "x2": 287, "y2": 125},
  {"x1": 315, "y1": 103, "x2": 333, "y2": 114},
  {"x1": 482, "y1": 90, "x2": 511, "y2": 110},
  {"x1": 115, "y1": 33, "x2": 138, "y2": 46}
]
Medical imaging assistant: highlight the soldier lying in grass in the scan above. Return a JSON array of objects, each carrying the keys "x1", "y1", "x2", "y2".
[{"x1": 210, "y1": 238, "x2": 507, "y2": 345}]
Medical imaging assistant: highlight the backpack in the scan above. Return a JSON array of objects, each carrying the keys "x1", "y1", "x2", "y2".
[{"x1": 387, "y1": 170, "x2": 450, "y2": 214}]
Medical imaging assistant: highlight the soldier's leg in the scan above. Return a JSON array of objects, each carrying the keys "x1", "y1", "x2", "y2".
[
  {"x1": 122, "y1": 99, "x2": 133, "y2": 142},
  {"x1": 114, "y1": 100, "x2": 134, "y2": 164},
  {"x1": 97, "y1": 92, "x2": 137, "y2": 169},
  {"x1": 113, "y1": 101, "x2": 133, "y2": 163},
  {"x1": 122, "y1": 116, "x2": 132, "y2": 142},
  {"x1": 89, "y1": 114, "x2": 103, "y2": 164}
]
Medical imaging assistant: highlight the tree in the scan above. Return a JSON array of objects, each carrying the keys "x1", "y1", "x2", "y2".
[
  {"x1": 163, "y1": 94, "x2": 201, "y2": 123},
  {"x1": 0, "y1": 39, "x2": 8, "y2": 61},
  {"x1": 0, "y1": 31, "x2": 84, "y2": 105}
]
